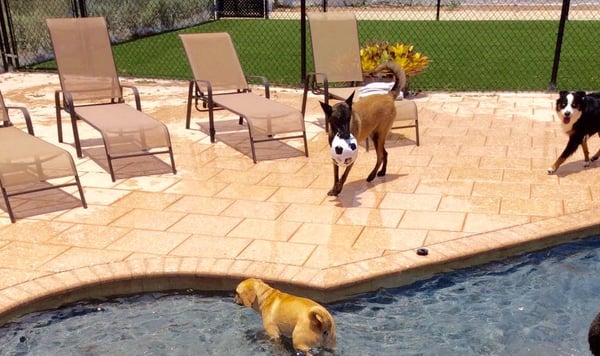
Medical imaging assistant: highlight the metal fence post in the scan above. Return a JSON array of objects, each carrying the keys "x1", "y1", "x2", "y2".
[
  {"x1": 300, "y1": 0, "x2": 306, "y2": 86},
  {"x1": 549, "y1": 0, "x2": 570, "y2": 91},
  {"x1": 0, "y1": 0, "x2": 17, "y2": 71}
]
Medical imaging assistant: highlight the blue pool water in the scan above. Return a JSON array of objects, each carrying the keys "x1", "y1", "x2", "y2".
[{"x1": 1, "y1": 235, "x2": 599, "y2": 355}]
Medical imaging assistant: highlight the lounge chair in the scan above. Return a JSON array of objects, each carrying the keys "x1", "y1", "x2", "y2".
[
  {"x1": 179, "y1": 32, "x2": 308, "y2": 163},
  {"x1": 46, "y1": 17, "x2": 176, "y2": 181},
  {"x1": 302, "y1": 12, "x2": 419, "y2": 146},
  {"x1": 0, "y1": 91, "x2": 87, "y2": 223}
]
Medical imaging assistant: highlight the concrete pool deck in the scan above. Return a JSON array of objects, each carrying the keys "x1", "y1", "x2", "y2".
[{"x1": 0, "y1": 72, "x2": 599, "y2": 324}]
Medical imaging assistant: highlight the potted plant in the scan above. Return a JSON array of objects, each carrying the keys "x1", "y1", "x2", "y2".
[{"x1": 360, "y1": 41, "x2": 430, "y2": 93}]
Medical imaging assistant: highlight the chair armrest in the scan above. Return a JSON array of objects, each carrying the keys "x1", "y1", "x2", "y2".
[
  {"x1": 246, "y1": 75, "x2": 270, "y2": 99},
  {"x1": 121, "y1": 84, "x2": 142, "y2": 111},
  {"x1": 5, "y1": 105, "x2": 34, "y2": 136}
]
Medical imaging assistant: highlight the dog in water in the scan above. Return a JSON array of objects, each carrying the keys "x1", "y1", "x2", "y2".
[
  {"x1": 548, "y1": 90, "x2": 600, "y2": 174},
  {"x1": 234, "y1": 278, "x2": 337, "y2": 354},
  {"x1": 590, "y1": 311, "x2": 600, "y2": 356},
  {"x1": 319, "y1": 61, "x2": 403, "y2": 196}
]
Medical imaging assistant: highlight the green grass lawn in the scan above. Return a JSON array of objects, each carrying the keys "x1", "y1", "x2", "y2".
[{"x1": 34, "y1": 19, "x2": 600, "y2": 91}]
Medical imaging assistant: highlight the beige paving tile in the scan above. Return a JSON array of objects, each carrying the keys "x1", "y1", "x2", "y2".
[
  {"x1": 111, "y1": 209, "x2": 186, "y2": 230},
  {"x1": 220, "y1": 200, "x2": 289, "y2": 220},
  {"x1": 0, "y1": 221, "x2": 72, "y2": 243},
  {"x1": 303, "y1": 244, "x2": 383, "y2": 269},
  {"x1": 49, "y1": 224, "x2": 131, "y2": 249},
  {"x1": 227, "y1": 218, "x2": 301, "y2": 241},
  {"x1": 0, "y1": 242, "x2": 70, "y2": 270},
  {"x1": 78, "y1": 187, "x2": 130, "y2": 206},
  {"x1": 164, "y1": 179, "x2": 228, "y2": 196},
  {"x1": 399, "y1": 210, "x2": 466, "y2": 231},
  {"x1": 110, "y1": 191, "x2": 183, "y2": 209},
  {"x1": 40, "y1": 247, "x2": 131, "y2": 272},
  {"x1": 215, "y1": 182, "x2": 277, "y2": 201},
  {"x1": 449, "y1": 167, "x2": 504, "y2": 182},
  {"x1": 237, "y1": 240, "x2": 315, "y2": 266},
  {"x1": 379, "y1": 192, "x2": 441, "y2": 211},
  {"x1": 424, "y1": 230, "x2": 471, "y2": 245},
  {"x1": 415, "y1": 179, "x2": 473, "y2": 196},
  {"x1": 463, "y1": 213, "x2": 530, "y2": 234},
  {"x1": 438, "y1": 195, "x2": 501, "y2": 214},
  {"x1": 472, "y1": 181, "x2": 531, "y2": 199},
  {"x1": 257, "y1": 172, "x2": 318, "y2": 189},
  {"x1": 169, "y1": 235, "x2": 251, "y2": 259},
  {"x1": 280, "y1": 204, "x2": 345, "y2": 224},
  {"x1": 54, "y1": 205, "x2": 133, "y2": 226},
  {"x1": 289, "y1": 223, "x2": 363, "y2": 246},
  {"x1": 268, "y1": 187, "x2": 327, "y2": 205},
  {"x1": 500, "y1": 198, "x2": 563, "y2": 217},
  {"x1": 336, "y1": 207, "x2": 404, "y2": 228},
  {"x1": 116, "y1": 175, "x2": 180, "y2": 192},
  {"x1": 108, "y1": 229, "x2": 191, "y2": 254},
  {"x1": 165, "y1": 195, "x2": 234, "y2": 215},
  {"x1": 168, "y1": 213, "x2": 242, "y2": 236},
  {"x1": 354, "y1": 227, "x2": 427, "y2": 251}
]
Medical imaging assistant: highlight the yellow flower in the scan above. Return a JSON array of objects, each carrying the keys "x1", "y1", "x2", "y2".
[{"x1": 360, "y1": 41, "x2": 429, "y2": 77}]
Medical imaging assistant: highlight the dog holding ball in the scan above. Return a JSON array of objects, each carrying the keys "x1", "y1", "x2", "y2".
[{"x1": 320, "y1": 61, "x2": 403, "y2": 196}]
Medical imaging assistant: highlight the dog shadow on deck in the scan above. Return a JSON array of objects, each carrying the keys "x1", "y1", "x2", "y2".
[
  {"x1": 553, "y1": 160, "x2": 600, "y2": 177},
  {"x1": 332, "y1": 173, "x2": 407, "y2": 208}
]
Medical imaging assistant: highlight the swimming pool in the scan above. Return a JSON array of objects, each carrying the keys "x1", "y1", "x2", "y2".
[{"x1": 1, "y1": 235, "x2": 599, "y2": 355}]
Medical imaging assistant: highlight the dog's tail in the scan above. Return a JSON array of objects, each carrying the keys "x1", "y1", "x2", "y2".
[
  {"x1": 309, "y1": 306, "x2": 336, "y2": 349},
  {"x1": 367, "y1": 60, "x2": 407, "y2": 99}
]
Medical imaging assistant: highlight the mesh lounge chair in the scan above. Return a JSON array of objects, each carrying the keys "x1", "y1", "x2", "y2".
[
  {"x1": 179, "y1": 32, "x2": 308, "y2": 163},
  {"x1": 0, "y1": 91, "x2": 86, "y2": 223},
  {"x1": 46, "y1": 17, "x2": 176, "y2": 181},
  {"x1": 301, "y1": 12, "x2": 419, "y2": 146}
]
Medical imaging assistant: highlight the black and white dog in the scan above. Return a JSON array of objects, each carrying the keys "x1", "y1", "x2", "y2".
[{"x1": 548, "y1": 91, "x2": 600, "y2": 174}]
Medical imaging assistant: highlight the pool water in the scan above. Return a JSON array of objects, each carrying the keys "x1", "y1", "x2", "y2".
[{"x1": 1, "y1": 235, "x2": 599, "y2": 355}]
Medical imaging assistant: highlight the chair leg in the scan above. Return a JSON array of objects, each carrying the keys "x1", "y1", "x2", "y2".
[
  {"x1": 1, "y1": 187, "x2": 16, "y2": 223},
  {"x1": 75, "y1": 175, "x2": 88, "y2": 209},
  {"x1": 69, "y1": 113, "x2": 83, "y2": 158},
  {"x1": 415, "y1": 120, "x2": 420, "y2": 146},
  {"x1": 303, "y1": 131, "x2": 309, "y2": 157},
  {"x1": 168, "y1": 147, "x2": 177, "y2": 175},
  {"x1": 301, "y1": 75, "x2": 311, "y2": 116},
  {"x1": 55, "y1": 91, "x2": 63, "y2": 143},
  {"x1": 185, "y1": 81, "x2": 194, "y2": 129}
]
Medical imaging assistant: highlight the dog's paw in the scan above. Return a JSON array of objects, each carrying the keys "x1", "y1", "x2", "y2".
[
  {"x1": 592, "y1": 155, "x2": 600, "y2": 162},
  {"x1": 584, "y1": 160, "x2": 591, "y2": 168},
  {"x1": 366, "y1": 173, "x2": 376, "y2": 182},
  {"x1": 547, "y1": 167, "x2": 556, "y2": 174}
]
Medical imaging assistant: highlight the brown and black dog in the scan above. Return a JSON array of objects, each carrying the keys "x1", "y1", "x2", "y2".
[
  {"x1": 548, "y1": 91, "x2": 600, "y2": 174},
  {"x1": 320, "y1": 61, "x2": 403, "y2": 196}
]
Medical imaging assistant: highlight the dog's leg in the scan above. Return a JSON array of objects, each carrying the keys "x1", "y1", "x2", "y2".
[
  {"x1": 582, "y1": 135, "x2": 591, "y2": 167},
  {"x1": 328, "y1": 163, "x2": 353, "y2": 196},
  {"x1": 366, "y1": 132, "x2": 388, "y2": 181},
  {"x1": 377, "y1": 147, "x2": 388, "y2": 177},
  {"x1": 548, "y1": 133, "x2": 585, "y2": 174},
  {"x1": 594, "y1": 133, "x2": 600, "y2": 162},
  {"x1": 591, "y1": 145, "x2": 600, "y2": 162}
]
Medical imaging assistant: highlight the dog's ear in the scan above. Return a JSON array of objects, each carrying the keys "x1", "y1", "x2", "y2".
[
  {"x1": 575, "y1": 91, "x2": 587, "y2": 99},
  {"x1": 345, "y1": 92, "x2": 355, "y2": 108},
  {"x1": 558, "y1": 90, "x2": 568, "y2": 97},
  {"x1": 319, "y1": 101, "x2": 332, "y2": 116},
  {"x1": 235, "y1": 280, "x2": 258, "y2": 308}
]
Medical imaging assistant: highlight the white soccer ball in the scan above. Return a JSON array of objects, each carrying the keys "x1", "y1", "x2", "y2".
[{"x1": 330, "y1": 134, "x2": 359, "y2": 167}]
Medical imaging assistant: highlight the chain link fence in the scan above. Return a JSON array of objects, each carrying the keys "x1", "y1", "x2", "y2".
[{"x1": 1, "y1": 0, "x2": 599, "y2": 91}]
